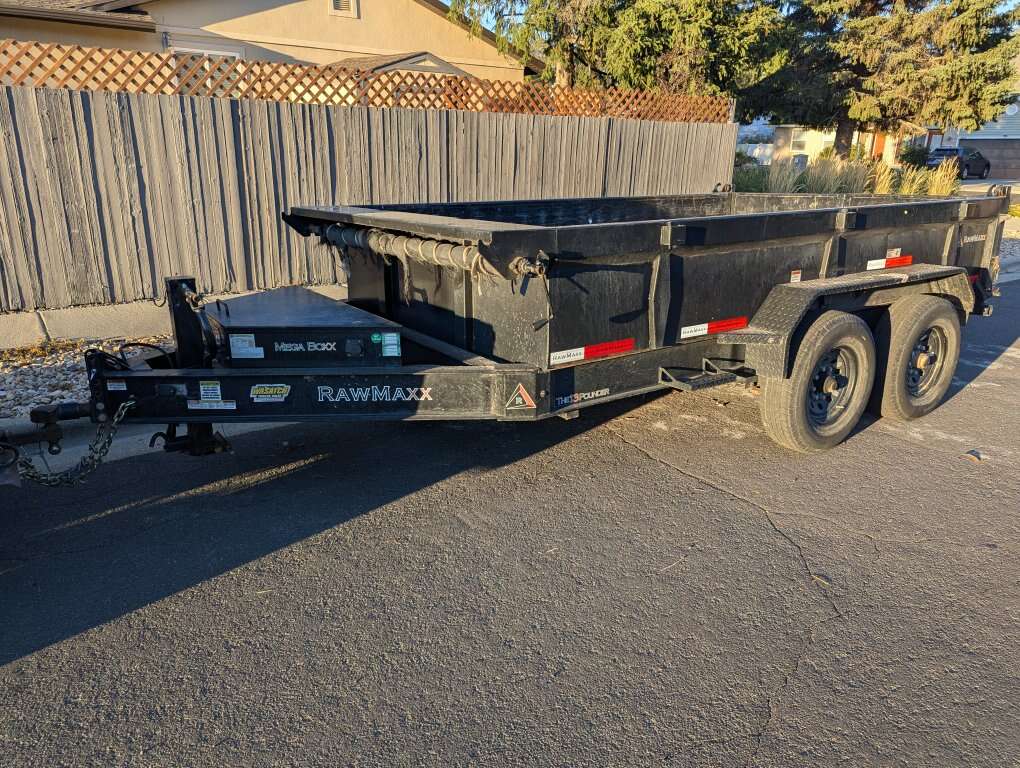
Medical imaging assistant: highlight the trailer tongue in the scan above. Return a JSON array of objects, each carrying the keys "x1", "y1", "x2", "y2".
[{"x1": 4, "y1": 189, "x2": 1008, "y2": 483}]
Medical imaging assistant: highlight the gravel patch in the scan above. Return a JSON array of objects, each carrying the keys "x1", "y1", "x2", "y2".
[
  {"x1": 0, "y1": 336, "x2": 171, "y2": 420},
  {"x1": 998, "y1": 231, "x2": 1020, "y2": 283}
]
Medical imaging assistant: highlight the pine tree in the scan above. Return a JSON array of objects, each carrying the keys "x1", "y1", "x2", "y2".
[
  {"x1": 450, "y1": 0, "x2": 786, "y2": 92},
  {"x1": 740, "y1": 0, "x2": 1020, "y2": 155},
  {"x1": 449, "y1": 0, "x2": 619, "y2": 87},
  {"x1": 596, "y1": 0, "x2": 787, "y2": 95}
]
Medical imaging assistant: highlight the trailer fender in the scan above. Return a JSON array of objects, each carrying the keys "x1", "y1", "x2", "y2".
[{"x1": 719, "y1": 265, "x2": 974, "y2": 378}]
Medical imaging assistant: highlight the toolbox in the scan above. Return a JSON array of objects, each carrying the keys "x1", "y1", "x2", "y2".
[{"x1": 206, "y1": 286, "x2": 403, "y2": 368}]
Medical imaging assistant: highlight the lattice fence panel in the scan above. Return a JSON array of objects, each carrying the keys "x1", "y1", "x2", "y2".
[{"x1": 0, "y1": 39, "x2": 733, "y2": 123}]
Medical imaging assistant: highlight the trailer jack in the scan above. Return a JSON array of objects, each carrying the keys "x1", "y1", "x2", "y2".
[{"x1": 150, "y1": 423, "x2": 231, "y2": 456}]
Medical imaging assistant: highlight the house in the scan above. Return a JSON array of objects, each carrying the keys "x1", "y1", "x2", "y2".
[
  {"x1": 924, "y1": 98, "x2": 1020, "y2": 179},
  {"x1": 0, "y1": 0, "x2": 534, "y2": 81},
  {"x1": 738, "y1": 122, "x2": 901, "y2": 166},
  {"x1": 773, "y1": 126, "x2": 900, "y2": 165}
]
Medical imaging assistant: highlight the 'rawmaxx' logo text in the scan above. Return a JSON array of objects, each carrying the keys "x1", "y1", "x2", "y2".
[{"x1": 317, "y1": 385, "x2": 432, "y2": 403}]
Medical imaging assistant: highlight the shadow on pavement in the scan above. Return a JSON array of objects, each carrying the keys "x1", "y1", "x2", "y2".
[
  {"x1": 0, "y1": 398, "x2": 653, "y2": 666},
  {"x1": 944, "y1": 285, "x2": 1019, "y2": 402},
  {"x1": 2, "y1": 290, "x2": 1014, "y2": 666}
]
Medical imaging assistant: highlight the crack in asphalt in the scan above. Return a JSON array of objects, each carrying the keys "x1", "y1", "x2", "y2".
[
  {"x1": 769, "y1": 510, "x2": 1018, "y2": 555},
  {"x1": 606, "y1": 425, "x2": 845, "y2": 619},
  {"x1": 743, "y1": 613, "x2": 843, "y2": 768},
  {"x1": 604, "y1": 425, "x2": 847, "y2": 765}
]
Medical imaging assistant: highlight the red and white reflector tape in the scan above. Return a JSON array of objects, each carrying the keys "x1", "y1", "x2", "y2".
[
  {"x1": 867, "y1": 248, "x2": 913, "y2": 271},
  {"x1": 550, "y1": 337, "x2": 635, "y2": 366},
  {"x1": 679, "y1": 315, "x2": 748, "y2": 340}
]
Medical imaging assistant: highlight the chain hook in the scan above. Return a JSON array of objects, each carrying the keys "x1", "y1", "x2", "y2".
[{"x1": 16, "y1": 399, "x2": 137, "y2": 487}]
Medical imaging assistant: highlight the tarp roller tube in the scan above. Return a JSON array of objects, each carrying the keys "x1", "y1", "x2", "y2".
[{"x1": 325, "y1": 225, "x2": 502, "y2": 280}]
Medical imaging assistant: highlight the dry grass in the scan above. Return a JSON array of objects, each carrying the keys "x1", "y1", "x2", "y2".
[
  {"x1": 1009, "y1": 203, "x2": 1020, "y2": 218},
  {"x1": 839, "y1": 161, "x2": 872, "y2": 193},
  {"x1": 802, "y1": 159, "x2": 842, "y2": 193},
  {"x1": 0, "y1": 339, "x2": 84, "y2": 367},
  {"x1": 898, "y1": 166, "x2": 928, "y2": 195},
  {"x1": 871, "y1": 161, "x2": 895, "y2": 194},
  {"x1": 767, "y1": 159, "x2": 803, "y2": 193},
  {"x1": 797, "y1": 158, "x2": 872, "y2": 194},
  {"x1": 926, "y1": 159, "x2": 961, "y2": 197}
]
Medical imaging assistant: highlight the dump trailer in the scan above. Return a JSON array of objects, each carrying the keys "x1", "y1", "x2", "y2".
[{"x1": 2, "y1": 188, "x2": 1009, "y2": 483}]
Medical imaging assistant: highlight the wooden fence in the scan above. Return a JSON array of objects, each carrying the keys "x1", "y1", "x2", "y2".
[
  {"x1": 0, "y1": 39, "x2": 732, "y2": 123},
  {"x1": 0, "y1": 85, "x2": 737, "y2": 313}
]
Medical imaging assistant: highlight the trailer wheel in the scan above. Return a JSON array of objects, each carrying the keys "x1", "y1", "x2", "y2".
[
  {"x1": 869, "y1": 295, "x2": 961, "y2": 421},
  {"x1": 760, "y1": 311, "x2": 876, "y2": 452}
]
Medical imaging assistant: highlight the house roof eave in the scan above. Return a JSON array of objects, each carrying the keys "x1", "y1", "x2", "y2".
[{"x1": 0, "y1": 3, "x2": 155, "y2": 31}]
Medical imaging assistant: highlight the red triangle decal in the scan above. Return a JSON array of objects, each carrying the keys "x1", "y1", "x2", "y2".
[{"x1": 505, "y1": 382, "x2": 537, "y2": 410}]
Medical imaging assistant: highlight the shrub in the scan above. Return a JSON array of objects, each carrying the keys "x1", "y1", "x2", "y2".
[
  {"x1": 734, "y1": 150, "x2": 757, "y2": 168},
  {"x1": 848, "y1": 144, "x2": 868, "y2": 162},
  {"x1": 798, "y1": 158, "x2": 872, "y2": 194},
  {"x1": 898, "y1": 166, "x2": 928, "y2": 195},
  {"x1": 898, "y1": 142, "x2": 929, "y2": 168},
  {"x1": 802, "y1": 158, "x2": 843, "y2": 193},
  {"x1": 871, "y1": 161, "x2": 895, "y2": 194},
  {"x1": 767, "y1": 158, "x2": 803, "y2": 193},
  {"x1": 926, "y1": 159, "x2": 961, "y2": 197},
  {"x1": 732, "y1": 164, "x2": 768, "y2": 192},
  {"x1": 839, "y1": 161, "x2": 872, "y2": 193},
  {"x1": 1009, "y1": 203, "x2": 1020, "y2": 218}
]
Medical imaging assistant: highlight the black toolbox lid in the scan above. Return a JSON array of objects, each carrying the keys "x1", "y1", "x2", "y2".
[{"x1": 207, "y1": 286, "x2": 400, "y2": 330}]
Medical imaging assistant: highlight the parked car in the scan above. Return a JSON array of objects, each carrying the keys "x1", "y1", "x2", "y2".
[{"x1": 927, "y1": 147, "x2": 991, "y2": 179}]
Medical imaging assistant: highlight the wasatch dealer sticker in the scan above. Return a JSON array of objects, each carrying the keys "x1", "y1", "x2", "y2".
[{"x1": 250, "y1": 384, "x2": 291, "y2": 403}]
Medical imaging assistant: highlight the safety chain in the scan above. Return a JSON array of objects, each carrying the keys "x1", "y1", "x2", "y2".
[{"x1": 17, "y1": 399, "x2": 137, "y2": 487}]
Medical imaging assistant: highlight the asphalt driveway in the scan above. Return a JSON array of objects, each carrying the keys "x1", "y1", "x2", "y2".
[{"x1": 2, "y1": 293, "x2": 1018, "y2": 767}]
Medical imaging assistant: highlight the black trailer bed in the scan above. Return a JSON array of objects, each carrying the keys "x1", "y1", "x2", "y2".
[{"x1": 285, "y1": 191, "x2": 1006, "y2": 372}]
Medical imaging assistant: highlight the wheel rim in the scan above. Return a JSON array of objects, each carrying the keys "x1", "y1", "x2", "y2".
[
  {"x1": 807, "y1": 346, "x2": 861, "y2": 432},
  {"x1": 906, "y1": 326, "x2": 948, "y2": 398}
]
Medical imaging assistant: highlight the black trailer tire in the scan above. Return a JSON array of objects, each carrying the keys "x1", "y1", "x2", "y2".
[
  {"x1": 760, "y1": 311, "x2": 876, "y2": 452},
  {"x1": 868, "y1": 295, "x2": 961, "y2": 421}
]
